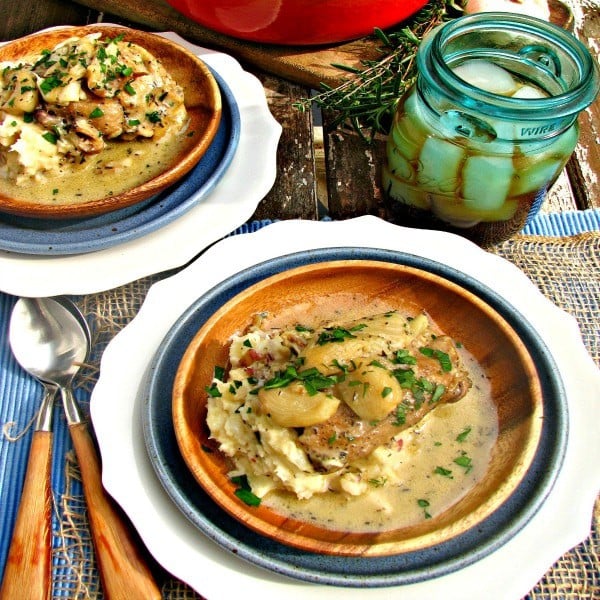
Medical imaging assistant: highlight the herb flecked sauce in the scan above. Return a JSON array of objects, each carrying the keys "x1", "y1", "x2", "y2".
[
  {"x1": 264, "y1": 352, "x2": 497, "y2": 533},
  {"x1": 3, "y1": 131, "x2": 188, "y2": 206}
]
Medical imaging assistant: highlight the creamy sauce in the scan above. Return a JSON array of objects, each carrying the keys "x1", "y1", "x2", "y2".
[
  {"x1": 264, "y1": 351, "x2": 497, "y2": 532},
  {"x1": 0, "y1": 129, "x2": 190, "y2": 205}
]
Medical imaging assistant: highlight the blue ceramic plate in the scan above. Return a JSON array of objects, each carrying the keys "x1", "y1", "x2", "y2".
[
  {"x1": 0, "y1": 70, "x2": 240, "y2": 255},
  {"x1": 142, "y1": 247, "x2": 567, "y2": 587}
]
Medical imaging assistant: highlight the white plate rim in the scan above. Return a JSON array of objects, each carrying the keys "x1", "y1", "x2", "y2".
[
  {"x1": 90, "y1": 216, "x2": 600, "y2": 600},
  {"x1": 0, "y1": 29, "x2": 281, "y2": 296}
]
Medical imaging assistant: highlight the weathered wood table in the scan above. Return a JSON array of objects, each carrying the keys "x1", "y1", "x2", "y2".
[{"x1": 0, "y1": 0, "x2": 598, "y2": 598}]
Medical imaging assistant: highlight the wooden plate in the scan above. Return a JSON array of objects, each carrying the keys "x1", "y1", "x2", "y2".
[
  {"x1": 172, "y1": 259, "x2": 546, "y2": 557},
  {"x1": 0, "y1": 25, "x2": 221, "y2": 219}
]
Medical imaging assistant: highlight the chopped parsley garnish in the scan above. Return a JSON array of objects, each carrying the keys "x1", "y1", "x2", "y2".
[
  {"x1": 454, "y1": 452, "x2": 473, "y2": 473},
  {"x1": 39, "y1": 75, "x2": 63, "y2": 94},
  {"x1": 96, "y1": 46, "x2": 107, "y2": 61},
  {"x1": 146, "y1": 111, "x2": 162, "y2": 123},
  {"x1": 456, "y1": 426, "x2": 472, "y2": 443},
  {"x1": 419, "y1": 347, "x2": 452, "y2": 372},
  {"x1": 118, "y1": 65, "x2": 133, "y2": 77},
  {"x1": 369, "y1": 359, "x2": 386, "y2": 369},
  {"x1": 205, "y1": 382, "x2": 222, "y2": 398},
  {"x1": 231, "y1": 475, "x2": 261, "y2": 507},
  {"x1": 89, "y1": 107, "x2": 104, "y2": 119},
  {"x1": 391, "y1": 369, "x2": 436, "y2": 408},
  {"x1": 392, "y1": 349, "x2": 417, "y2": 365},
  {"x1": 42, "y1": 132, "x2": 58, "y2": 145},
  {"x1": 262, "y1": 365, "x2": 340, "y2": 396},
  {"x1": 123, "y1": 81, "x2": 136, "y2": 95},
  {"x1": 331, "y1": 359, "x2": 349, "y2": 372},
  {"x1": 205, "y1": 366, "x2": 227, "y2": 396},
  {"x1": 392, "y1": 402, "x2": 408, "y2": 426},
  {"x1": 429, "y1": 383, "x2": 446, "y2": 404},
  {"x1": 392, "y1": 367, "x2": 416, "y2": 388},
  {"x1": 316, "y1": 324, "x2": 366, "y2": 345},
  {"x1": 417, "y1": 498, "x2": 432, "y2": 519},
  {"x1": 434, "y1": 466, "x2": 453, "y2": 478}
]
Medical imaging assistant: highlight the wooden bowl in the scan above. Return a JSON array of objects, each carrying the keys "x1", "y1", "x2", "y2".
[
  {"x1": 0, "y1": 25, "x2": 221, "y2": 219},
  {"x1": 172, "y1": 258, "x2": 560, "y2": 558}
]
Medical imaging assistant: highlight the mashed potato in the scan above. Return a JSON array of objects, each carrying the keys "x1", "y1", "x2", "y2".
[
  {"x1": 0, "y1": 115, "x2": 61, "y2": 182},
  {"x1": 206, "y1": 321, "x2": 333, "y2": 500}
]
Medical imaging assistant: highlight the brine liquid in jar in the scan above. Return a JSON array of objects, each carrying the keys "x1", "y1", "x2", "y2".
[{"x1": 382, "y1": 13, "x2": 599, "y2": 246}]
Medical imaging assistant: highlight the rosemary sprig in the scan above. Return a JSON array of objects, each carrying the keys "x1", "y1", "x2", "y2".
[{"x1": 294, "y1": 0, "x2": 463, "y2": 141}]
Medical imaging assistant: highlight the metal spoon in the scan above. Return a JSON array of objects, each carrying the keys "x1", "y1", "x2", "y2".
[{"x1": 2, "y1": 297, "x2": 161, "y2": 600}]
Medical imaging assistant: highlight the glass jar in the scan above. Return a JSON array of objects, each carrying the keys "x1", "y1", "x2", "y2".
[{"x1": 382, "y1": 12, "x2": 600, "y2": 246}]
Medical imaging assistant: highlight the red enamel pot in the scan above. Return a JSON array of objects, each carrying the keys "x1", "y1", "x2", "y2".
[{"x1": 164, "y1": 0, "x2": 429, "y2": 45}]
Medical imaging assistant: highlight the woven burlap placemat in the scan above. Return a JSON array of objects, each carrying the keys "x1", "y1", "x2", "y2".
[
  {"x1": 53, "y1": 232, "x2": 599, "y2": 599},
  {"x1": 490, "y1": 233, "x2": 599, "y2": 600}
]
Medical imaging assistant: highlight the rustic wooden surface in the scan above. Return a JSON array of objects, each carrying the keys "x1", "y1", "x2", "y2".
[{"x1": 566, "y1": 3, "x2": 600, "y2": 210}]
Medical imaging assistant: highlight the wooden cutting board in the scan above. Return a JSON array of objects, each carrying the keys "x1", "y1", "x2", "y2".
[
  {"x1": 74, "y1": 0, "x2": 573, "y2": 90},
  {"x1": 73, "y1": 0, "x2": 385, "y2": 89}
]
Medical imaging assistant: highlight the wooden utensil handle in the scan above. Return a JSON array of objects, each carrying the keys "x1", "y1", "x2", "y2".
[
  {"x1": 68, "y1": 422, "x2": 161, "y2": 600},
  {"x1": 0, "y1": 431, "x2": 52, "y2": 600}
]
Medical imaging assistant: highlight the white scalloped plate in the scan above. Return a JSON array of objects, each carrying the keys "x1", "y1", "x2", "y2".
[
  {"x1": 91, "y1": 216, "x2": 600, "y2": 600},
  {"x1": 0, "y1": 31, "x2": 281, "y2": 296}
]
